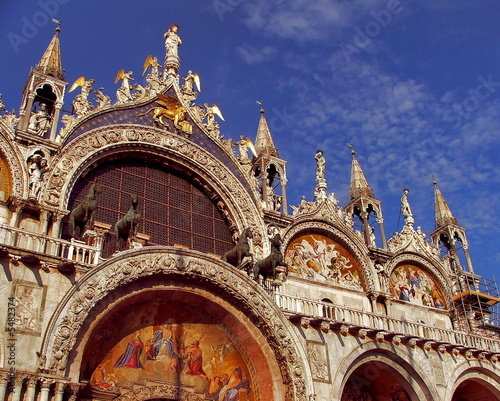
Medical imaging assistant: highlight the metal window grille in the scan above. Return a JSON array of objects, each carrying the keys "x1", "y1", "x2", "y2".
[{"x1": 63, "y1": 159, "x2": 233, "y2": 258}]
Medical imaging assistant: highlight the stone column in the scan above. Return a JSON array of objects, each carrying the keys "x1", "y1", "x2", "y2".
[
  {"x1": 260, "y1": 169, "x2": 269, "y2": 210},
  {"x1": 39, "y1": 380, "x2": 52, "y2": 401},
  {"x1": 360, "y1": 211, "x2": 371, "y2": 246},
  {"x1": 10, "y1": 376, "x2": 24, "y2": 401},
  {"x1": 54, "y1": 382, "x2": 66, "y2": 401},
  {"x1": 280, "y1": 177, "x2": 288, "y2": 215},
  {"x1": 0, "y1": 374, "x2": 8, "y2": 401},
  {"x1": 19, "y1": 94, "x2": 35, "y2": 131},
  {"x1": 24, "y1": 377, "x2": 37, "y2": 401},
  {"x1": 50, "y1": 101, "x2": 63, "y2": 141},
  {"x1": 377, "y1": 217, "x2": 388, "y2": 249}
]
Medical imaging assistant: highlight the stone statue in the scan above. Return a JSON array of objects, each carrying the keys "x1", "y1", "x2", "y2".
[
  {"x1": 94, "y1": 87, "x2": 111, "y2": 109},
  {"x1": 115, "y1": 70, "x2": 134, "y2": 103},
  {"x1": 221, "y1": 228, "x2": 253, "y2": 267},
  {"x1": 235, "y1": 136, "x2": 257, "y2": 162},
  {"x1": 69, "y1": 183, "x2": 101, "y2": 239},
  {"x1": 315, "y1": 150, "x2": 325, "y2": 182},
  {"x1": 28, "y1": 102, "x2": 52, "y2": 137},
  {"x1": 114, "y1": 193, "x2": 142, "y2": 248},
  {"x1": 401, "y1": 188, "x2": 413, "y2": 226},
  {"x1": 164, "y1": 24, "x2": 182, "y2": 57},
  {"x1": 143, "y1": 55, "x2": 162, "y2": 94},
  {"x1": 204, "y1": 103, "x2": 224, "y2": 134},
  {"x1": 69, "y1": 76, "x2": 95, "y2": 116},
  {"x1": 253, "y1": 233, "x2": 288, "y2": 281},
  {"x1": 0, "y1": 93, "x2": 5, "y2": 111},
  {"x1": 28, "y1": 155, "x2": 48, "y2": 200}
]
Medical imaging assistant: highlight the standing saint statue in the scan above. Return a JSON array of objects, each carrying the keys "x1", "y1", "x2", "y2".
[
  {"x1": 164, "y1": 24, "x2": 182, "y2": 57},
  {"x1": 28, "y1": 103, "x2": 52, "y2": 137},
  {"x1": 401, "y1": 188, "x2": 414, "y2": 226},
  {"x1": 315, "y1": 150, "x2": 325, "y2": 182},
  {"x1": 314, "y1": 150, "x2": 327, "y2": 201}
]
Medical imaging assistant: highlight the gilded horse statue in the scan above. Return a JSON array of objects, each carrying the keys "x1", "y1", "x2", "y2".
[
  {"x1": 114, "y1": 193, "x2": 142, "y2": 248},
  {"x1": 253, "y1": 234, "x2": 287, "y2": 281},
  {"x1": 69, "y1": 183, "x2": 101, "y2": 239},
  {"x1": 222, "y1": 228, "x2": 253, "y2": 267}
]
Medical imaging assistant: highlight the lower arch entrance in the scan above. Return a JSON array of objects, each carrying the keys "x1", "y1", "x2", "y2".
[
  {"x1": 76, "y1": 277, "x2": 276, "y2": 401},
  {"x1": 341, "y1": 360, "x2": 418, "y2": 401},
  {"x1": 452, "y1": 377, "x2": 500, "y2": 401}
]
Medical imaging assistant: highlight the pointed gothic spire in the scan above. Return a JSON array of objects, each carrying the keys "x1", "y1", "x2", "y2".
[
  {"x1": 255, "y1": 104, "x2": 278, "y2": 157},
  {"x1": 433, "y1": 178, "x2": 458, "y2": 228},
  {"x1": 344, "y1": 145, "x2": 387, "y2": 249},
  {"x1": 349, "y1": 147, "x2": 374, "y2": 200},
  {"x1": 35, "y1": 26, "x2": 64, "y2": 80}
]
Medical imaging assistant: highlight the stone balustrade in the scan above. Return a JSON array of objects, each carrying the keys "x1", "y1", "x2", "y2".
[
  {"x1": 0, "y1": 224, "x2": 101, "y2": 265},
  {"x1": 275, "y1": 292, "x2": 500, "y2": 353}
]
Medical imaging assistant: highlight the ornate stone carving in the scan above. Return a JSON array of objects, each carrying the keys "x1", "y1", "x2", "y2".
[
  {"x1": 0, "y1": 137, "x2": 22, "y2": 197},
  {"x1": 116, "y1": 385, "x2": 203, "y2": 401},
  {"x1": 41, "y1": 125, "x2": 263, "y2": 237},
  {"x1": 41, "y1": 249, "x2": 308, "y2": 400},
  {"x1": 388, "y1": 224, "x2": 439, "y2": 259}
]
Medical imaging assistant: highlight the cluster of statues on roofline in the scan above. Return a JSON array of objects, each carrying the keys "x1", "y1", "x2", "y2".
[{"x1": 59, "y1": 24, "x2": 228, "y2": 140}]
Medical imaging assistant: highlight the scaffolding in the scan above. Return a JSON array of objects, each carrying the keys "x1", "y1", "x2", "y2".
[{"x1": 453, "y1": 271, "x2": 500, "y2": 331}]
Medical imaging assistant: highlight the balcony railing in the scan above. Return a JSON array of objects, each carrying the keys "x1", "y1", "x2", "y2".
[
  {"x1": 0, "y1": 224, "x2": 100, "y2": 265},
  {"x1": 1, "y1": 224, "x2": 499, "y2": 353},
  {"x1": 275, "y1": 292, "x2": 500, "y2": 353}
]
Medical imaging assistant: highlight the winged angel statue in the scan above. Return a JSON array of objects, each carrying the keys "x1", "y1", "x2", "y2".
[{"x1": 140, "y1": 93, "x2": 192, "y2": 134}]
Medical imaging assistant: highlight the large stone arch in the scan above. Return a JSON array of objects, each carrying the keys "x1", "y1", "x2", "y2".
[
  {"x1": 281, "y1": 220, "x2": 376, "y2": 292},
  {"x1": 332, "y1": 341, "x2": 439, "y2": 401},
  {"x1": 40, "y1": 124, "x2": 267, "y2": 249},
  {"x1": 446, "y1": 365, "x2": 500, "y2": 401},
  {"x1": 386, "y1": 252, "x2": 453, "y2": 309},
  {"x1": 39, "y1": 247, "x2": 312, "y2": 401}
]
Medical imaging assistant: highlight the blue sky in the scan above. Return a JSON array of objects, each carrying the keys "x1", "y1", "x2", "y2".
[{"x1": 1, "y1": 1, "x2": 499, "y2": 282}]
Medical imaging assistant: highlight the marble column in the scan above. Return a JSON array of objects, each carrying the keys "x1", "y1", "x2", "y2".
[
  {"x1": 0, "y1": 374, "x2": 8, "y2": 401},
  {"x1": 10, "y1": 376, "x2": 24, "y2": 401},
  {"x1": 39, "y1": 380, "x2": 52, "y2": 401},
  {"x1": 24, "y1": 377, "x2": 37, "y2": 401},
  {"x1": 54, "y1": 382, "x2": 66, "y2": 401}
]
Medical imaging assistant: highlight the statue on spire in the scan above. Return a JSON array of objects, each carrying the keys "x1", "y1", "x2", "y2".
[
  {"x1": 314, "y1": 150, "x2": 327, "y2": 201},
  {"x1": 401, "y1": 188, "x2": 414, "y2": 226},
  {"x1": 28, "y1": 102, "x2": 52, "y2": 137},
  {"x1": 164, "y1": 24, "x2": 181, "y2": 76}
]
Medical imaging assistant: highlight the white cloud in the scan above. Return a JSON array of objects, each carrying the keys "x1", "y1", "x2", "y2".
[
  {"x1": 236, "y1": 44, "x2": 277, "y2": 64},
  {"x1": 241, "y1": 0, "x2": 379, "y2": 43}
]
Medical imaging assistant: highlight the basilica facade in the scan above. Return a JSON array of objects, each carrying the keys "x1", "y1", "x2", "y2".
[{"x1": 0, "y1": 25, "x2": 499, "y2": 401}]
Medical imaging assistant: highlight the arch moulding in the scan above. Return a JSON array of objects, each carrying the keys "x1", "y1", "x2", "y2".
[
  {"x1": 445, "y1": 364, "x2": 500, "y2": 401},
  {"x1": 39, "y1": 124, "x2": 267, "y2": 248},
  {"x1": 386, "y1": 252, "x2": 453, "y2": 308},
  {"x1": 39, "y1": 247, "x2": 312, "y2": 401},
  {"x1": 281, "y1": 220, "x2": 376, "y2": 291},
  {"x1": 332, "y1": 342, "x2": 439, "y2": 401}
]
